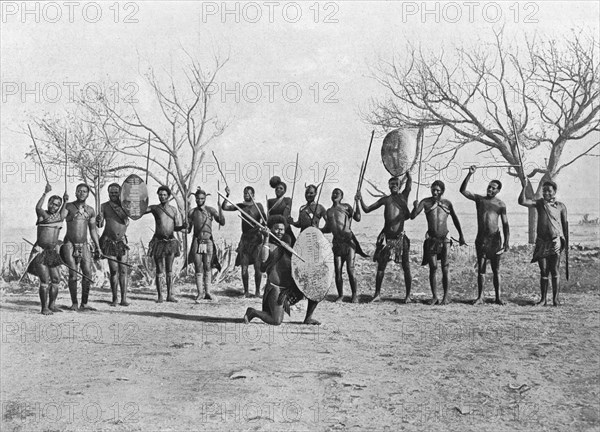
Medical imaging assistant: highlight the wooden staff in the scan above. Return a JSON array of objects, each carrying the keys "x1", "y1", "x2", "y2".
[
  {"x1": 349, "y1": 161, "x2": 364, "y2": 230},
  {"x1": 289, "y1": 153, "x2": 299, "y2": 211},
  {"x1": 145, "y1": 133, "x2": 151, "y2": 184},
  {"x1": 416, "y1": 127, "x2": 425, "y2": 202},
  {"x1": 311, "y1": 167, "x2": 328, "y2": 226},
  {"x1": 217, "y1": 180, "x2": 221, "y2": 231},
  {"x1": 64, "y1": 130, "x2": 68, "y2": 192},
  {"x1": 96, "y1": 161, "x2": 101, "y2": 215},
  {"x1": 27, "y1": 125, "x2": 49, "y2": 183},
  {"x1": 350, "y1": 130, "x2": 375, "y2": 228},
  {"x1": 212, "y1": 151, "x2": 229, "y2": 189},
  {"x1": 218, "y1": 191, "x2": 304, "y2": 261},
  {"x1": 249, "y1": 193, "x2": 267, "y2": 225},
  {"x1": 103, "y1": 255, "x2": 133, "y2": 268}
]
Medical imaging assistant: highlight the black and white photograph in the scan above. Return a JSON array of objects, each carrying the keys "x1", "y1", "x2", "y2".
[{"x1": 1, "y1": 1, "x2": 599, "y2": 431}]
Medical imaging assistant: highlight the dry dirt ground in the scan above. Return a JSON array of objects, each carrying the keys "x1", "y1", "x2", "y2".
[{"x1": 1, "y1": 246, "x2": 599, "y2": 432}]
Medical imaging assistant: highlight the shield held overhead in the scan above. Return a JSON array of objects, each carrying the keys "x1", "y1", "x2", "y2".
[
  {"x1": 291, "y1": 227, "x2": 334, "y2": 302},
  {"x1": 381, "y1": 128, "x2": 419, "y2": 177},
  {"x1": 120, "y1": 174, "x2": 149, "y2": 220}
]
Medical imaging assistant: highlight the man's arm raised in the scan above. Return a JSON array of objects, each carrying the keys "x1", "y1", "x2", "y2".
[
  {"x1": 221, "y1": 186, "x2": 236, "y2": 211},
  {"x1": 518, "y1": 178, "x2": 536, "y2": 207},
  {"x1": 355, "y1": 191, "x2": 384, "y2": 214},
  {"x1": 36, "y1": 183, "x2": 52, "y2": 215},
  {"x1": 402, "y1": 172, "x2": 412, "y2": 199},
  {"x1": 460, "y1": 165, "x2": 477, "y2": 201},
  {"x1": 212, "y1": 206, "x2": 225, "y2": 226},
  {"x1": 410, "y1": 198, "x2": 426, "y2": 220}
]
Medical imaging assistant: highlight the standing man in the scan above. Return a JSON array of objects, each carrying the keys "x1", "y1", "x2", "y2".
[
  {"x1": 411, "y1": 180, "x2": 466, "y2": 305},
  {"x1": 356, "y1": 173, "x2": 413, "y2": 303},
  {"x1": 187, "y1": 188, "x2": 225, "y2": 301},
  {"x1": 96, "y1": 183, "x2": 130, "y2": 307},
  {"x1": 222, "y1": 185, "x2": 266, "y2": 297},
  {"x1": 288, "y1": 184, "x2": 327, "y2": 231},
  {"x1": 460, "y1": 166, "x2": 510, "y2": 305},
  {"x1": 28, "y1": 183, "x2": 67, "y2": 314},
  {"x1": 145, "y1": 186, "x2": 186, "y2": 303},
  {"x1": 321, "y1": 188, "x2": 367, "y2": 303},
  {"x1": 61, "y1": 183, "x2": 102, "y2": 311},
  {"x1": 518, "y1": 179, "x2": 568, "y2": 306},
  {"x1": 243, "y1": 216, "x2": 320, "y2": 325}
]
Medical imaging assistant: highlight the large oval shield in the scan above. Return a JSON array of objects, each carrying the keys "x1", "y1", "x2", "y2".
[
  {"x1": 381, "y1": 128, "x2": 419, "y2": 176},
  {"x1": 120, "y1": 174, "x2": 149, "y2": 220},
  {"x1": 291, "y1": 227, "x2": 334, "y2": 302}
]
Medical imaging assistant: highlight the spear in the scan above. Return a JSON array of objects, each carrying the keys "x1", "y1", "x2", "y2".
[
  {"x1": 145, "y1": 133, "x2": 151, "y2": 184},
  {"x1": 311, "y1": 167, "x2": 328, "y2": 226},
  {"x1": 289, "y1": 153, "x2": 299, "y2": 211},
  {"x1": 212, "y1": 151, "x2": 229, "y2": 189},
  {"x1": 64, "y1": 129, "x2": 68, "y2": 192},
  {"x1": 27, "y1": 125, "x2": 49, "y2": 183},
  {"x1": 416, "y1": 127, "x2": 425, "y2": 202}
]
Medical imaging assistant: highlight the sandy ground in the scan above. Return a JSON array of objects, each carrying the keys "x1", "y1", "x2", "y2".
[{"x1": 1, "y1": 245, "x2": 599, "y2": 432}]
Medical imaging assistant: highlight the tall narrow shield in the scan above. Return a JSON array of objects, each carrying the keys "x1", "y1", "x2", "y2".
[
  {"x1": 291, "y1": 227, "x2": 334, "y2": 302},
  {"x1": 120, "y1": 174, "x2": 149, "y2": 220},
  {"x1": 381, "y1": 128, "x2": 418, "y2": 177}
]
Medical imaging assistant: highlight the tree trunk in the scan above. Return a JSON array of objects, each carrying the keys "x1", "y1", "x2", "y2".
[{"x1": 524, "y1": 180, "x2": 537, "y2": 244}]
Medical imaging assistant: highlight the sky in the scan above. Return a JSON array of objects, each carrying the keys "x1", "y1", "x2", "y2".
[{"x1": 1, "y1": 1, "x2": 599, "y2": 248}]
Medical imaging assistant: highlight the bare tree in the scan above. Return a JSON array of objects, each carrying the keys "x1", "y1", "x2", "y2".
[
  {"x1": 81, "y1": 52, "x2": 230, "y2": 262},
  {"x1": 368, "y1": 28, "x2": 599, "y2": 242},
  {"x1": 27, "y1": 106, "x2": 128, "y2": 212}
]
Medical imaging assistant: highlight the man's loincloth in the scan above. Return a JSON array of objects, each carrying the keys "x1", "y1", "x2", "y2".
[
  {"x1": 421, "y1": 233, "x2": 450, "y2": 266},
  {"x1": 475, "y1": 231, "x2": 502, "y2": 259},
  {"x1": 60, "y1": 241, "x2": 92, "y2": 264},
  {"x1": 265, "y1": 281, "x2": 305, "y2": 316},
  {"x1": 531, "y1": 237, "x2": 564, "y2": 263},
  {"x1": 27, "y1": 246, "x2": 63, "y2": 276},
  {"x1": 235, "y1": 229, "x2": 262, "y2": 266},
  {"x1": 188, "y1": 236, "x2": 221, "y2": 272},
  {"x1": 100, "y1": 235, "x2": 129, "y2": 259},
  {"x1": 373, "y1": 231, "x2": 410, "y2": 264},
  {"x1": 332, "y1": 232, "x2": 368, "y2": 258},
  {"x1": 148, "y1": 236, "x2": 181, "y2": 258}
]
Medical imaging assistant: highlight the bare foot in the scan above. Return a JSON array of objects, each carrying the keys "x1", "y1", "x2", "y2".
[
  {"x1": 472, "y1": 298, "x2": 484, "y2": 306},
  {"x1": 194, "y1": 293, "x2": 201, "y2": 301},
  {"x1": 535, "y1": 299, "x2": 546, "y2": 307},
  {"x1": 204, "y1": 292, "x2": 213, "y2": 301},
  {"x1": 351, "y1": 295, "x2": 358, "y2": 304},
  {"x1": 243, "y1": 308, "x2": 253, "y2": 324},
  {"x1": 49, "y1": 305, "x2": 61, "y2": 313},
  {"x1": 371, "y1": 295, "x2": 381, "y2": 303},
  {"x1": 303, "y1": 318, "x2": 321, "y2": 325},
  {"x1": 120, "y1": 300, "x2": 130, "y2": 307},
  {"x1": 80, "y1": 304, "x2": 97, "y2": 311},
  {"x1": 440, "y1": 297, "x2": 451, "y2": 305},
  {"x1": 109, "y1": 301, "x2": 118, "y2": 307},
  {"x1": 254, "y1": 291, "x2": 261, "y2": 298},
  {"x1": 244, "y1": 292, "x2": 252, "y2": 298},
  {"x1": 41, "y1": 308, "x2": 53, "y2": 315},
  {"x1": 494, "y1": 298, "x2": 506, "y2": 306},
  {"x1": 69, "y1": 304, "x2": 79, "y2": 311},
  {"x1": 156, "y1": 297, "x2": 164, "y2": 303},
  {"x1": 428, "y1": 297, "x2": 440, "y2": 306},
  {"x1": 166, "y1": 296, "x2": 178, "y2": 303},
  {"x1": 553, "y1": 297, "x2": 561, "y2": 307},
  {"x1": 404, "y1": 296, "x2": 413, "y2": 304},
  {"x1": 334, "y1": 295, "x2": 343, "y2": 303}
]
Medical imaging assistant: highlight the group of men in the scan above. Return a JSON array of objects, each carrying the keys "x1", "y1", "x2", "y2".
[{"x1": 27, "y1": 165, "x2": 568, "y2": 323}]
